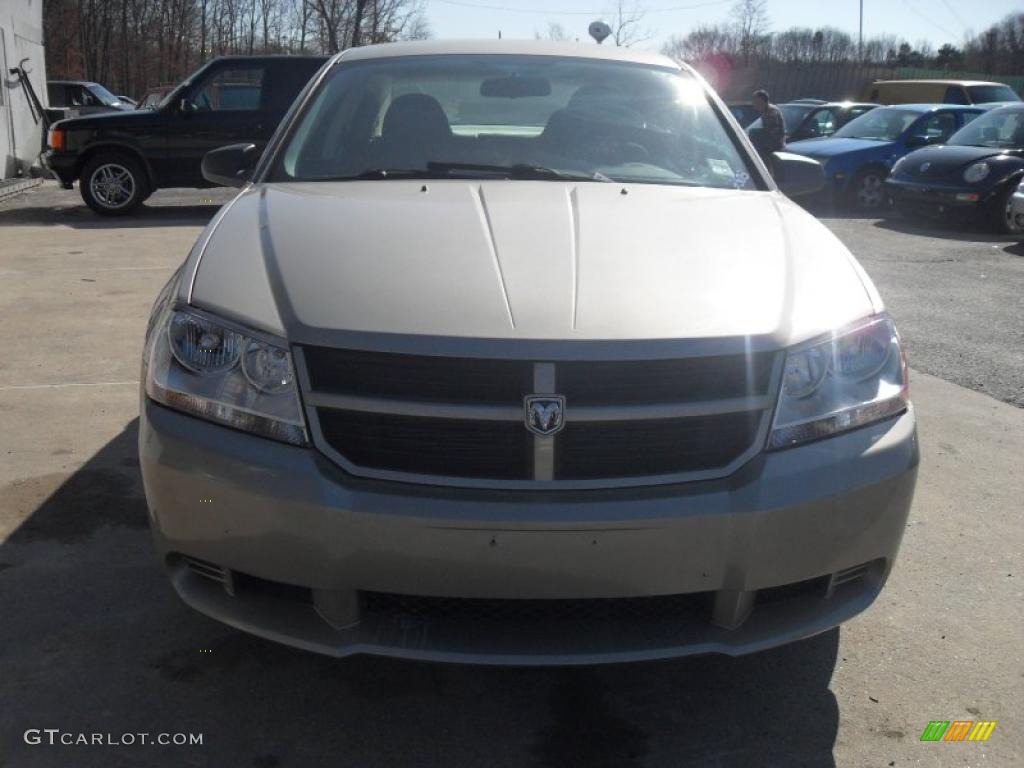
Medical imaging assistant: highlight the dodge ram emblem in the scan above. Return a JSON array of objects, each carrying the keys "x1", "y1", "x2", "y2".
[{"x1": 524, "y1": 395, "x2": 565, "y2": 436}]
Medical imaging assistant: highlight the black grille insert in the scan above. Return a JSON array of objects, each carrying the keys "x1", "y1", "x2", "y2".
[
  {"x1": 318, "y1": 410, "x2": 533, "y2": 480},
  {"x1": 303, "y1": 346, "x2": 532, "y2": 404},
  {"x1": 556, "y1": 411, "x2": 761, "y2": 479},
  {"x1": 558, "y1": 353, "x2": 775, "y2": 405},
  {"x1": 362, "y1": 591, "x2": 711, "y2": 623}
]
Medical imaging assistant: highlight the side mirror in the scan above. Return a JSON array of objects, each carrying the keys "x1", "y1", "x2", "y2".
[
  {"x1": 178, "y1": 98, "x2": 197, "y2": 116},
  {"x1": 904, "y1": 134, "x2": 931, "y2": 148},
  {"x1": 202, "y1": 143, "x2": 259, "y2": 188},
  {"x1": 771, "y1": 152, "x2": 826, "y2": 197}
]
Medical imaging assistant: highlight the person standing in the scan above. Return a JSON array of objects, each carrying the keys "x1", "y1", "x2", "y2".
[{"x1": 751, "y1": 89, "x2": 785, "y2": 171}]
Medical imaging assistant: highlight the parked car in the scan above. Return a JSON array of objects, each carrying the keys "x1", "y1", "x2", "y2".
[
  {"x1": 727, "y1": 102, "x2": 760, "y2": 127},
  {"x1": 747, "y1": 101, "x2": 878, "y2": 142},
  {"x1": 886, "y1": 104, "x2": 1024, "y2": 234},
  {"x1": 117, "y1": 95, "x2": 138, "y2": 108},
  {"x1": 138, "y1": 85, "x2": 176, "y2": 110},
  {"x1": 46, "y1": 80, "x2": 134, "y2": 115},
  {"x1": 862, "y1": 79, "x2": 1021, "y2": 106},
  {"x1": 786, "y1": 104, "x2": 987, "y2": 210},
  {"x1": 138, "y1": 40, "x2": 918, "y2": 664},
  {"x1": 1011, "y1": 178, "x2": 1024, "y2": 237},
  {"x1": 43, "y1": 55, "x2": 328, "y2": 214}
]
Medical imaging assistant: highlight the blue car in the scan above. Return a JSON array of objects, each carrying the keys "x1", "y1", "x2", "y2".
[{"x1": 786, "y1": 104, "x2": 987, "y2": 211}]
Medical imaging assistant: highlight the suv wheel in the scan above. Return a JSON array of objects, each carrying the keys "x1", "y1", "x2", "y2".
[{"x1": 80, "y1": 154, "x2": 149, "y2": 215}]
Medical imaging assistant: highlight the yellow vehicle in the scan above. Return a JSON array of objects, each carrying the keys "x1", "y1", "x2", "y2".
[{"x1": 862, "y1": 79, "x2": 1020, "y2": 106}]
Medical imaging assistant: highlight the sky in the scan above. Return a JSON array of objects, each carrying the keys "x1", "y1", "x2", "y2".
[{"x1": 422, "y1": 0, "x2": 1022, "y2": 52}]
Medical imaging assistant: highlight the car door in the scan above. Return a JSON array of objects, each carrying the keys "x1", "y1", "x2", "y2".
[
  {"x1": 46, "y1": 83, "x2": 67, "y2": 108},
  {"x1": 161, "y1": 62, "x2": 271, "y2": 187},
  {"x1": 66, "y1": 84, "x2": 107, "y2": 116},
  {"x1": 791, "y1": 108, "x2": 838, "y2": 141}
]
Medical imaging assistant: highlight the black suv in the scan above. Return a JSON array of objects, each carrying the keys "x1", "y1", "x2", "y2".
[{"x1": 44, "y1": 55, "x2": 327, "y2": 215}]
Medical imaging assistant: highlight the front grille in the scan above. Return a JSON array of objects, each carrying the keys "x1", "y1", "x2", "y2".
[
  {"x1": 318, "y1": 410, "x2": 532, "y2": 481},
  {"x1": 556, "y1": 411, "x2": 762, "y2": 479},
  {"x1": 303, "y1": 347, "x2": 532, "y2": 404},
  {"x1": 301, "y1": 345, "x2": 778, "y2": 487},
  {"x1": 361, "y1": 590, "x2": 710, "y2": 623}
]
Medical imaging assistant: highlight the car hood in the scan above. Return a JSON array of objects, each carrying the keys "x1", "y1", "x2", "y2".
[
  {"x1": 55, "y1": 109, "x2": 154, "y2": 132},
  {"x1": 188, "y1": 181, "x2": 880, "y2": 348},
  {"x1": 786, "y1": 137, "x2": 890, "y2": 159},
  {"x1": 895, "y1": 144, "x2": 1022, "y2": 180}
]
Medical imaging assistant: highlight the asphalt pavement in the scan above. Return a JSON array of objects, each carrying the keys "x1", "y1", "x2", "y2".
[{"x1": 0, "y1": 184, "x2": 1021, "y2": 768}]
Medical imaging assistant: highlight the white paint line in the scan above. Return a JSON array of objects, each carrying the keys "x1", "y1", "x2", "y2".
[{"x1": 0, "y1": 381, "x2": 139, "y2": 391}]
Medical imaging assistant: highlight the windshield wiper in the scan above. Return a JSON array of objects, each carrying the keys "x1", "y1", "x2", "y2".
[
  {"x1": 311, "y1": 164, "x2": 613, "y2": 183},
  {"x1": 426, "y1": 162, "x2": 612, "y2": 182},
  {"x1": 328, "y1": 168, "x2": 436, "y2": 180}
]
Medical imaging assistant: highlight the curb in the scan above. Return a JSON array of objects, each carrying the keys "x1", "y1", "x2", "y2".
[{"x1": 0, "y1": 177, "x2": 44, "y2": 202}]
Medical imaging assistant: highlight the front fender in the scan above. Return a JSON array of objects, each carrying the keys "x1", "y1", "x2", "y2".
[
  {"x1": 981, "y1": 164, "x2": 1024, "y2": 202},
  {"x1": 76, "y1": 138, "x2": 156, "y2": 188}
]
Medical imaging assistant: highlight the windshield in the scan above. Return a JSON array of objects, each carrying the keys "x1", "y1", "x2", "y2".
[
  {"x1": 746, "y1": 103, "x2": 813, "y2": 133},
  {"x1": 968, "y1": 84, "x2": 1020, "y2": 104},
  {"x1": 949, "y1": 108, "x2": 1024, "y2": 148},
  {"x1": 778, "y1": 104, "x2": 815, "y2": 129},
  {"x1": 833, "y1": 107, "x2": 919, "y2": 141},
  {"x1": 88, "y1": 83, "x2": 123, "y2": 107},
  {"x1": 271, "y1": 55, "x2": 758, "y2": 190}
]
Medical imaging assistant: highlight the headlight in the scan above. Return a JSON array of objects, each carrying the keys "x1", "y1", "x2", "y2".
[
  {"x1": 144, "y1": 306, "x2": 307, "y2": 445},
  {"x1": 768, "y1": 316, "x2": 908, "y2": 450},
  {"x1": 963, "y1": 162, "x2": 990, "y2": 184}
]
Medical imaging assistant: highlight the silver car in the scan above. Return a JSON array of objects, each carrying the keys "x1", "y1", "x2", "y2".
[
  {"x1": 140, "y1": 41, "x2": 918, "y2": 664},
  {"x1": 1011, "y1": 177, "x2": 1024, "y2": 235}
]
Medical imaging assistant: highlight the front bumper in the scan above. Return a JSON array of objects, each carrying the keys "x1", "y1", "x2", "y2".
[
  {"x1": 886, "y1": 178, "x2": 986, "y2": 219},
  {"x1": 140, "y1": 398, "x2": 919, "y2": 665},
  {"x1": 40, "y1": 150, "x2": 78, "y2": 187}
]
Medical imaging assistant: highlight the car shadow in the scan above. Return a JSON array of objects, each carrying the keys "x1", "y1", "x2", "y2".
[
  {"x1": 0, "y1": 185, "x2": 232, "y2": 229},
  {"x1": 0, "y1": 422, "x2": 841, "y2": 768},
  {"x1": 0, "y1": 202, "x2": 224, "y2": 229},
  {"x1": 871, "y1": 216, "x2": 1019, "y2": 243}
]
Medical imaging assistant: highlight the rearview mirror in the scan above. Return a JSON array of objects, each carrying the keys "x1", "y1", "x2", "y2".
[
  {"x1": 904, "y1": 134, "x2": 934, "y2": 148},
  {"x1": 202, "y1": 143, "x2": 259, "y2": 188},
  {"x1": 480, "y1": 75, "x2": 551, "y2": 99},
  {"x1": 771, "y1": 152, "x2": 825, "y2": 197}
]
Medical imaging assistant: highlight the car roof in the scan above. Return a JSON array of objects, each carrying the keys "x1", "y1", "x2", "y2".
[
  {"x1": 871, "y1": 103, "x2": 984, "y2": 113},
  {"x1": 783, "y1": 101, "x2": 875, "y2": 108},
  {"x1": 48, "y1": 80, "x2": 96, "y2": 86},
  {"x1": 980, "y1": 102, "x2": 1024, "y2": 112},
  {"x1": 210, "y1": 54, "x2": 329, "y2": 62},
  {"x1": 870, "y1": 79, "x2": 1008, "y2": 87},
  {"x1": 334, "y1": 40, "x2": 681, "y2": 70}
]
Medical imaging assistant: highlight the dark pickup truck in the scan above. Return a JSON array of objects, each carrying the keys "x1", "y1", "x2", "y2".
[{"x1": 43, "y1": 55, "x2": 327, "y2": 215}]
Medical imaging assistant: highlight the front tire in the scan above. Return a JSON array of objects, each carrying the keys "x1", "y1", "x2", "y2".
[
  {"x1": 988, "y1": 182, "x2": 1024, "y2": 235},
  {"x1": 850, "y1": 168, "x2": 887, "y2": 212},
  {"x1": 79, "y1": 153, "x2": 149, "y2": 215}
]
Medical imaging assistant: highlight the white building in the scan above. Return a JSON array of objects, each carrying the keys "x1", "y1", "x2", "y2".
[{"x1": 1, "y1": 0, "x2": 47, "y2": 180}]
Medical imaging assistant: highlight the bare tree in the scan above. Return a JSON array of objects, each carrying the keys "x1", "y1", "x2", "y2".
[
  {"x1": 606, "y1": 0, "x2": 651, "y2": 48},
  {"x1": 661, "y1": 24, "x2": 734, "y2": 62},
  {"x1": 540, "y1": 22, "x2": 571, "y2": 42},
  {"x1": 731, "y1": 0, "x2": 769, "y2": 64}
]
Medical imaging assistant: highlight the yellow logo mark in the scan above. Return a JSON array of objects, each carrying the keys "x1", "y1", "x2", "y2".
[{"x1": 967, "y1": 721, "x2": 997, "y2": 742}]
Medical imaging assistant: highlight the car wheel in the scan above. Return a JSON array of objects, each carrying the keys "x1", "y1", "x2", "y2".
[
  {"x1": 989, "y1": 182, "x2": 1024, "y2": 235},
  {"x1": 851, "y1": 169, "x2": 887, "y2": 211},
  {"x1": 80, "y1": 153, "x2": 149, "y2": 215}
]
